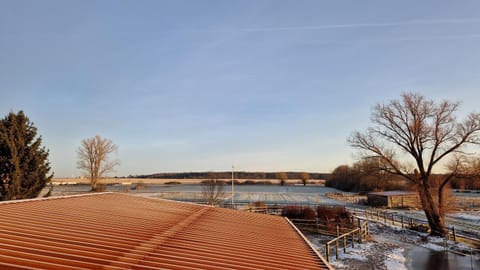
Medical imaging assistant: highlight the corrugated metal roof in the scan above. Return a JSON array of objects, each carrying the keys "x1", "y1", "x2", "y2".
[{"x1": 0, "y1": 193, "x2": 331, "y2": 270}]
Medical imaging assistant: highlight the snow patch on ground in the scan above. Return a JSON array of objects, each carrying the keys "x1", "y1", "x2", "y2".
[
  {"x1": 420, "y1": 242, "x2": 445, "y2": 251},
  {"x1": 448, "y1": 211, "x2": 480, "y2": 222},
  {"x1": 330, "y1": 260, "x2": 346, "y2": 269},
  {"x1": 384, "y1": 248, "x2": 407, "y2": 270},
  {"x1": 337, "y1": 243, "x2": 373, "y2": 262}
]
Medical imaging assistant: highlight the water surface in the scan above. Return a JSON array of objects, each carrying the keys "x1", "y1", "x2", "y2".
[{"x1": 408, "y1": 247, "x2": 479, "y2": 270}]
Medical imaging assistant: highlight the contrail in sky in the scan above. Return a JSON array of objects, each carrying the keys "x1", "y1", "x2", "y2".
[{"x1": 207, "y1": 18, "x2": 480, "y2": 33}]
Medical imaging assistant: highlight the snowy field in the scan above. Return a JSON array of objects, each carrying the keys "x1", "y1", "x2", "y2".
[{"x1": 48, "y1": 184, "x2": 343, "y2": 205}]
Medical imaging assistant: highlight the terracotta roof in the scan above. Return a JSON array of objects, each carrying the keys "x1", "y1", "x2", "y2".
[{"x1": 0, "y1": 193, "x2": 331, "y2": 269}]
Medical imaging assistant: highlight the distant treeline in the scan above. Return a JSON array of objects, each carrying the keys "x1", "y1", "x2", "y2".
[
  {"x1": 326, "y1": 163, "x2": 480, "y2": 192},
  {"x1": 131, "y1": 172, "x2": 329, "y2": 180}
]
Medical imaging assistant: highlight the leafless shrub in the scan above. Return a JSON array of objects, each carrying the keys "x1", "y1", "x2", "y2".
[
  {"x1": 132, "y1": 181, "x2": 147, "y2": 190},
  {"x1": 252, "y1": 201, "x2": 266, "y2": 208},
  {"x1": 317, "y1": 206, "x2": 353, "y2": 231},
  {"x1": 164, "y1": 181, "x2": 181, "y2": 185},
  {"x1": 281, "y1": 206, "x2": 316, "y2": 220},
  {"x1": 201, "y1": 175, "x2": 225, "y2": 206}
]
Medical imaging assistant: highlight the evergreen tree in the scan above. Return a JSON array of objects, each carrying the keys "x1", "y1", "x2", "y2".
[{"x1": 0, "y1": 111, "x2": 52, "y2": 200}]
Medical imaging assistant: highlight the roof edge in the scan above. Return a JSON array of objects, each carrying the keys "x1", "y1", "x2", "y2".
[
  {"x1": 284, "y1": 217, "x2": 333, "y2": 270},
  {"x1": 0, "y1": 191, "x2": 217, "y2": 210},
  {"x1": 0, "y1": 192, "x2": 116, "y2": 205}
]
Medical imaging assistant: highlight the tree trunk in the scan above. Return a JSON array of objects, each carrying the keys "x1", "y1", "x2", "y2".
[
  {"x1": 91, "y1": 172, "x2": 97, "y2": 191},
  {"x1": 417, "y1": 183, "x2": 446, "y2": 236}
]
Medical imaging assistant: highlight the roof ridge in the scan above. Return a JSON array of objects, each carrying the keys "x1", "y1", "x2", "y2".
[
  {"x1": 106, "y1": 207, "x2": 211, "y2": 268},
  {"x1": 116, "y1": 192, "x2": 215, "y2": 208}
]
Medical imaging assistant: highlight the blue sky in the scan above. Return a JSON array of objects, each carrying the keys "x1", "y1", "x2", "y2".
[{"x1": 1, "y1": 1, "x2": 480, "y2": 177}]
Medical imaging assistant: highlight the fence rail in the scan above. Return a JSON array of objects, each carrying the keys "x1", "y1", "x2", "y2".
[
  {"x1": 357, "y1": 207, "x2": 480, "y2": 248},
  {"x1": 290, "y1": 218, "x2": 355, "y2": 236},
  {"x1": 324, "y1": 220, "x2": 369, "y2": 262},
  {"x1": 289, "y1": 217, "x2": 369, "y2": 263}
]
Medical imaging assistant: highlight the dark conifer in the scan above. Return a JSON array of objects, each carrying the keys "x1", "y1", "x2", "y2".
[{"x1": 0, "y1": 111, "x2": 52, "y2": 200}]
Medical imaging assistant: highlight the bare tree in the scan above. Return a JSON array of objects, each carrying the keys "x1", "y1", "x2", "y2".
[
  {"x1": 300, "y1": 172, "x2": 310, "y2": 186},
  {"x1": 77, "y1": 135, "x2": 119, "y2": 191},
  {"x1": 349, "y1": 93, "x2": 480, "y2": 236},
  {"x1": 201, "y1": 174, "x2": 225, "y2": 206},
  {"x1": 277, "y1": 172, "x2": 288, "y2": 186}
]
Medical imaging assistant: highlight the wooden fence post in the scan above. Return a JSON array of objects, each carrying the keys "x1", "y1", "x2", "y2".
[
  {"x1": 452, "y1": 226, "x2": 456, "y2": 242},
  {"x1": 470, "y1": 247, "x2": 474, "y2": 269},
  {"x1": 343, "y1": 235, "x2": 347, "y2": 253},
  {"x1": 401, "y1": 215, "x2": 404, "y2": 229},
  {"x1": 335, "y1": 239, "x2": 339, "y2": 259},
  {"x1": 358, "y1": 219, "x2": 362, "y2": 244},
  {"x1": 326, "y1": 243, "x2": 330, "y2": 262}
]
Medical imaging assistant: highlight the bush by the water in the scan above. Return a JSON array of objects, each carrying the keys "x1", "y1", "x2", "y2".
[
  {"x1": 281, "y1": 206, "x2": 316, "y2": 220},
  {"x1": 241, "y1": 180, "x2": 274, "y2": 185},
  {"x1": 317, "y1": 206, "x2": 354, "y2": 231},
  {"x1": 317, "y1": 206, "x2": 351, "y2": 221},
  {"x1": 251, "y1": 201, "x2": 266, "y2": 208}
]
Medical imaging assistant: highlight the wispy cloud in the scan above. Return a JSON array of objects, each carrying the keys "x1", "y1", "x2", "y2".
[
  {"x1": 298, "y1": 34, "x2": 480, "y2": 45},
  {"x1": 362, "y1": 34, "x2": 480, "y2": 43},
  {"x1": 204, "y1": 18, "x2": 480, "y2": 33}
]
